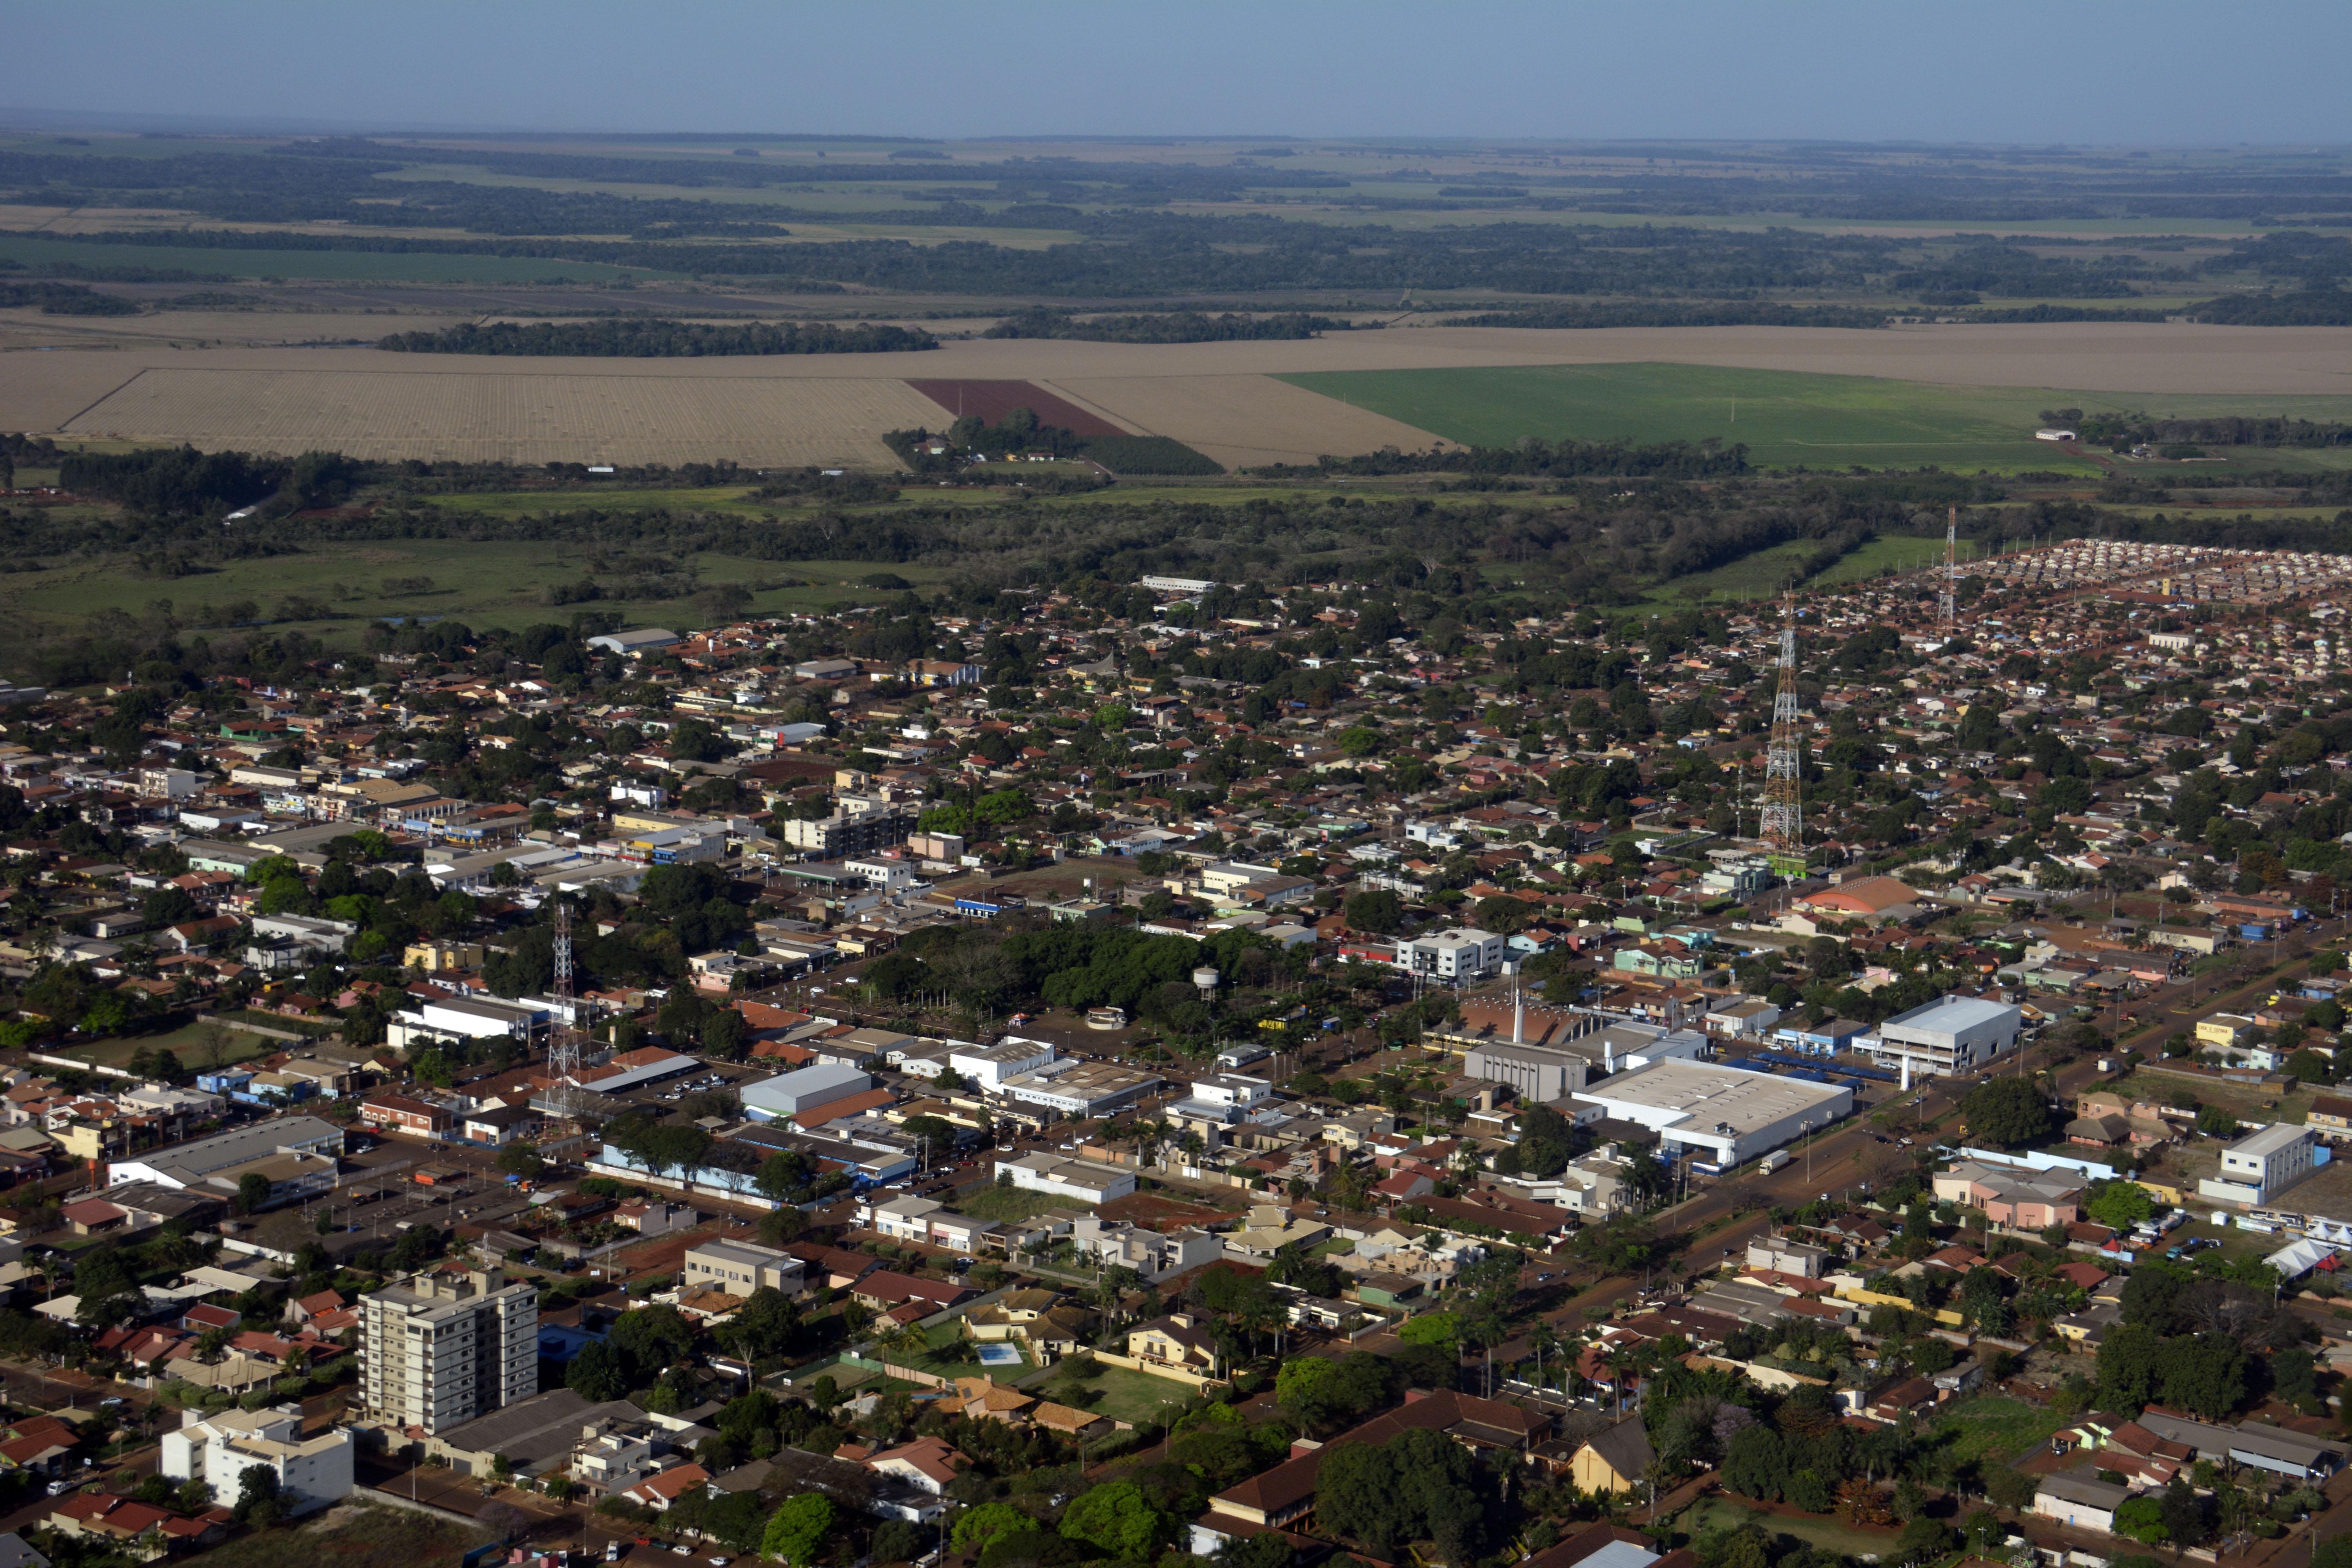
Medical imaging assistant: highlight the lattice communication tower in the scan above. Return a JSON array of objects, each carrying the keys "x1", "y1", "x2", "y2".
[
  {"x1": 1760, "y1": 594, "x2": 1807, "y2": 877},
  {"x1": 1939, "y1": 505, "x2": 1958, "y2": 628},
  {"x1": 544, "y1": 898, "x2": 589, "y2": 1118}
]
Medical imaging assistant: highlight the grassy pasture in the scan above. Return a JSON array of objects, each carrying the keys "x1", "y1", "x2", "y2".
[
  {"x1": 0, "y1": 233, "x2": 674, "y2": 283},
  {"x1": 1279, "y1": 362, "x2": 2105, "y2": 472},
  {"x1": 1279, "y1": 362, "x2": 2352, "y2": 474},
  {"x1": 0, "y1": 541, "x2": 961, "y2": 647}
]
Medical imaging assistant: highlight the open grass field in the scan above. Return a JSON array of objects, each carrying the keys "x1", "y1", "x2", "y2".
[
  {"x1": 1927, "y1": 1394, "x2": 2069, "y2": 1468},
  {"x1": 49, "y1": 1022, "x2": 280, "y2": 1072},
  {"x1": 0, "y1": 232, "x2": 673, "y2": 283},
  {"x1": 0, "y1": 541, "x2": 964, "y2": 648},
  {"x1": 1049, "y1": 1360, "x2": 1198, "y2": 1428}
]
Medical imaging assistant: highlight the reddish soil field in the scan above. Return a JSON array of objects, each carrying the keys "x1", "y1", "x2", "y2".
[
  {"x1": 905, "y1": 378, "x2": 1126, "y2": 437},
  {"x1": 1100, "y1": 1191, "x2": 1236, "y2": 1231}
]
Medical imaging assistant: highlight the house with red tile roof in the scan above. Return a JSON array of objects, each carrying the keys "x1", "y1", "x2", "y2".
[{"x1": 620, "y1": 1464, "x2": 710, "y2": 1511}]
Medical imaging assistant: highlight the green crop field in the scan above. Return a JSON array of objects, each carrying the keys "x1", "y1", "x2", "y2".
[
  {"x1": 1279, "y1": 362, "x2": 2352, "y2": 474},
  {"x1": 0, "y1": 233, "x2": 675, "y2": 284}
]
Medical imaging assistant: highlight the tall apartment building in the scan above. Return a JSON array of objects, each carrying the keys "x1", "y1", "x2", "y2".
[
  {"x1": 781, "y1": 802, "x2": 912, "y2": 857},
  {"x1": 358, "y1": 1267, "x2": 537, "y2": 1434}
]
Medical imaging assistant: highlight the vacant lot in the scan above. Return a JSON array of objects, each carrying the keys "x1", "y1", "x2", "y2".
[
  {"x1": 1929, "y1": 1394, "x2": 2069, "y2": 1468},
  {"x1": 957, "y1": 1184, "x2": 1096, "y2": 1225},
  {"x1": 1099, "y1": 1190, "x2": 1240, "y2": 1229},
  {"x1": 194, "y1": 1500, "x2": 479, "y2": 1568},
  {"x1": 64, "y1": 366, "x2": 945, "y2": 467}
]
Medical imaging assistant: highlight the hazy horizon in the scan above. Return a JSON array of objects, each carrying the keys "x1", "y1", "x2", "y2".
[{"x1": 5, "y1": 0, "x2": 2351, "y2": 146}]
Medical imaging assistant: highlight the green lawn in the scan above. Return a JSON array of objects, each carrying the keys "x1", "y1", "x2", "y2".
[
  {"x1": 1675, "y1": 1496, "x2": 1893, "y2": 1558},
  {"x1": 0, "y1": 233, "x2": 674, "y2": 283},
  {"x1": 1928, "y1": 1394, "x2": 2068, "y2": 1468},
  {"x1": 1046, "y1": 1361, "x2": 1198, "y2": 1427},
  {"x1": 49, "y1": 1021, "x2": 278, "y2": 1071},
  {"x1": 1277, "y1": 362, "x2": 2352, "y2": 474}
]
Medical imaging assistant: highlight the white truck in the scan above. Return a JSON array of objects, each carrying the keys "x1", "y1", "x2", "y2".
[{"x1": 1757, "y1": 1149, "x2": 1791, "y2": 1174}]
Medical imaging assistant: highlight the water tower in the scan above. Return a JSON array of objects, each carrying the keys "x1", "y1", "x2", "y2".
[{"x1": 1192, "y1": 966, "x2": 1220, "y2": 1004}]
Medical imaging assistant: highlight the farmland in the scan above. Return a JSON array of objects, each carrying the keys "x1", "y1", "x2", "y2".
[
  {"x1": 62, "y1": 366, "x2": 945, "y2": 467},
  {"x1": 11, "y1": 325, "x2": 2352, "y2": 474},
  {"x1": 1279, "y1": 360, "x2": 2352, "y2": 473},
  {"x1": 1278, "y1": 362, "x2": 2109, "y2": 473}
]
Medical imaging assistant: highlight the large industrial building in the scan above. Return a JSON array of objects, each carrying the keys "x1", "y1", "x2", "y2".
[
  {"x1": 1571, "y1": 1059, "x2": 1852, "y2": 1169},
  {"x1": 1869, "y1": 996, "x2": 2023, "y2": 1082},
  {"x1": 739, "y1": 1062, "x2": 873, "y2": 1122},
  {"x1": 106, "y1": 1116, "x2": 345, "y2": 1203},
  {"x1": 358, "y1": 1267, "x2": 537, "y2": 1434}
]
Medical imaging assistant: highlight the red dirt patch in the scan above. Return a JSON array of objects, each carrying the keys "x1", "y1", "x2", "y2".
[
  {"x1": 1100, "y1": 1191, "x2": 1235, "y2": 1231},
  {"x1": 905, "y1": 379, "x2": 1125, "y2": 437}
]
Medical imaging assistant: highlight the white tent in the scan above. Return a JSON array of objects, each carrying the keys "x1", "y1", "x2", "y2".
[{"x1": 2265, "y1": 1237, "x2": 2341, "y2": 1278}]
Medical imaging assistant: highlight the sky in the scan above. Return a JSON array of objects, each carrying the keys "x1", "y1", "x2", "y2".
[{"x1": 4, "y1": 0, "x2": 2350, "y2": 146}]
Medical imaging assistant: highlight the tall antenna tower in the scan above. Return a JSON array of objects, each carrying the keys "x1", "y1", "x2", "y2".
[
  {"x1": 1760, "y1": 593, "x2": 1806, "y2": 878},
  {"x1": 1939, "y1": 505, "x2": 1958, "y2": 628},
  {"x1": 544, "y1": 899, "x2": 588, "y2": 1118}
]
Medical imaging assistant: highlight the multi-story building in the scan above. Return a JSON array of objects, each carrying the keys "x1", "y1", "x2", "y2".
[
  {"x1": 358, "y1": 1267, "x2": 537, "y2": 1434},
  {"x1": 161, "y1": 1406, "x2": 353, "y2": 1515},
  {"x1": 2201, "y1": 1124, "x2": 2319, "y2": 1207},
  {"x1": 680, "y1": 1239, "x2": 806, "y2": 1298},
  {"x1": 1394, "y1": 928, "x2": 1505, "y2": 982},
  {"x1": 781, "y1": 804, "x2": 913, "y2": 858},
  {"x1": 1867, "y1": 996, "x2": 2022, "y2": 1083}
]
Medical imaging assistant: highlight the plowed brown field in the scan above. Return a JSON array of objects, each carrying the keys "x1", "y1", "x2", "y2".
[
  {"x1": 59, "y1": 366, "x2": 944, "y2": 467},
  {"x1": 906, "y1": 378, "x2": 1130, "y2": 436}
]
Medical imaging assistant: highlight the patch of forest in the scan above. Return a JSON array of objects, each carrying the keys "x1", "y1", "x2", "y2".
[
  {"x1": 376, "y1": 319, "x2": 937, "y2": 356},
  {"x1": 980, "y1": 309, "x2": 1367, "y2": 343}
]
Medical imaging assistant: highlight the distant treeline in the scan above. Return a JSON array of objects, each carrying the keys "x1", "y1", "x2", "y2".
[
  {"x1": 0, "y1": 279, "x2": 139, "y2": 316},
  {"x1": 1957, "y1": 303, "x2": 2170, "y2": 323},
  {"x1": 2187, "y1": 290, "x2": 2352, "y2": 326},
  {"x1": 1250, "y1": 439, "x2": 1751, "y2": 480},
  {"x1": 2059, "y1": 409, "x2": 2352, "y2": 449},
  {"x1": 1445, "y1": 301, "x2": 1893, "y2": 330},
  {"x1": 981, "y1": 309, "x2": 1366, "y2": 343},
  {"x1": 377, "y1": 319, "x2": 937, "y2": 356}
]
